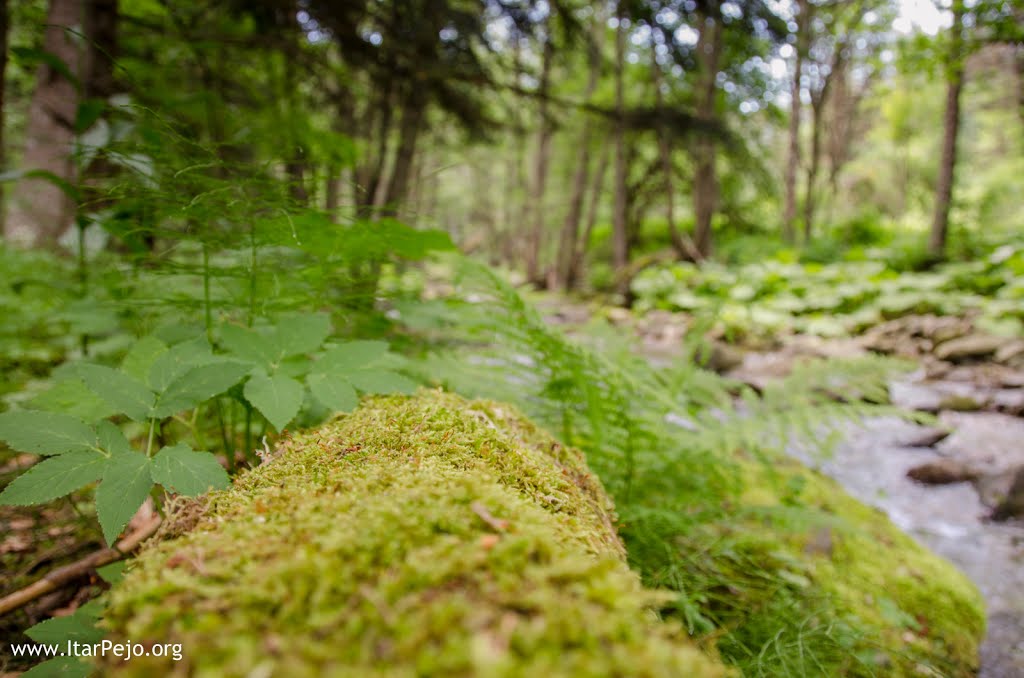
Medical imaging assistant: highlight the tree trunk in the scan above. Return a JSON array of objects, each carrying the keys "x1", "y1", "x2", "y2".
[
  {"x1": 569, "y1": 142, "x2": 610, "y2": 290},
  {"x1": 612, "y1": 8, "x2": 630, "y2": 300},
  {"x1": 692, "y1": 6, "x2": 722, "y2": 259},
  {"x1": 525, "y1": 30, "x2": 554, "y2": 286},
  {"x1": 5, "y1": 0, "x2": 83, "y2": 248},
  {"x1": 782, "y1": 0, "x2": 810, "y2": 243},
  {"x1": 0, "y1": 0, "x2": 10, "y2": 235},
  {"x1": 85, "y1": 0, "x2": 117, "y2": 99},
  {"x1": 380, "y1": 88, "x2": 425, "y2": 218},
  {"x1": 555, "y1": 22, "x2": 601, "y2": 290},
  {"x1": 930, "y1": 2, "x2": 965, "y2": 258}
]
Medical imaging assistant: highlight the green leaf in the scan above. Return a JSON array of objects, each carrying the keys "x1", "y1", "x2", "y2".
[
  {"x1": 308, "y1": 373, "x2": 359, "y2": 412},
  {"x1": 26, "y1": 612, "x2": 105, "y2": 645},
  {"x1": 120, "y1": 336, "x2": 168, "y2": 385},
  {"x1": 274, "y1": 313, "x2": 331, "y2": 358},
  {"x1": 152, "y1": 443, "x2": 230, "y2": 496},
  {"x1": 347, "y1": 369, "x2": 418, "y2": 395},
  {"x1": 152, "y1": 361, "x2": 250, "y2": 418},
  {"x1": 75, "y1": 364, "x2": 154, "y2": 422},
  {"x1": 96, "y1": 561, "x2": 126, "y2": 584},
  {"x1": 220, "y1": 324, "x2": 278, "y2": 368},
  {"x1": 95, "y1": 421, "x2": 134, "y2": 456},
  {"x1": 244, "y1": 373, "x2": 304, "y2": 431},
  {"x1": 0, "y1": 411, "x2": 96, "y2": 456},
  {"x1": 316, "y1": 341, "x2": 388, "y2": 374},
  {"x1": 0, "y1": 451, "x2": 107, "y2": 505},
  {"x1": 96, "y1": 452, "x2": 153, "y2": 545},
  {"x1": 20, "y1": 655, "x2": 92, "y2": 678},
  {"x1": 27, "y1": 379, "x2": 119, "y2": 421},
  {"x1": 148, "y1": 338, "x2": 214, "y2": 392}
]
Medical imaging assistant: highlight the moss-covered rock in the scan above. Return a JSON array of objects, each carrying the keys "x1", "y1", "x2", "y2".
[{"x1": 103, "y1": 391, "x2": 731, "y2": 677}]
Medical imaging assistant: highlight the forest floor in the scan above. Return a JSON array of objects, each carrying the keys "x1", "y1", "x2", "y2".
[{"x1": 537, "y1": 294, "x2": 1024, "y2": 677}]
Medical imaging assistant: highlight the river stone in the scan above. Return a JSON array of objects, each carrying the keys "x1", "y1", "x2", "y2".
[
  {"x1": 907, "y1": 459, "x2": 979, "y2": 485},
  {"x1": 935, "y1": 334, "x2": 1006, "y2": 363},
  {"x1": 991, "y1": 467, "x2": 1024, "y2": 521},
  {"x1": 994, "y1": 340, "x2": 1024, "y2": 368},
  {"x1": 900, "y1": 426, "x2": 952, "y2": 448}
]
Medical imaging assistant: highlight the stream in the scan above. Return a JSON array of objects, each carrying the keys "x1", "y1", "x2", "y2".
[{"x1": 540, "y1": 302, "x2": 1024, "y2": 675}]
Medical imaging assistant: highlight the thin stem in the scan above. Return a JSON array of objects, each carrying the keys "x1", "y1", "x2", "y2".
[
  {"x1": 145, "y1": 419, "x2": 157, "y2": 457},
  {"x1": 202, "y1": 242, "x2": 213, "y2": 342}
]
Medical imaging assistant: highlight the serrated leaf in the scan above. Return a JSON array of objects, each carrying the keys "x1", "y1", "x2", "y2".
[
  {"x1": 95, "y1": 420, "x2": 134, "y2": 456},
  {"x1": 0, "y1": 451, "x2": 107, "y2": 505},
  {"x1": 308, "y1": 373, "x2": 359, "y2": 412},
  {"x1": 96, "y1": 452, "x2": 153, "y2": 545},
  {"x1": 347, "y1": 369, "x2": 418, "y2": 395},
  {"x1": 20, "y1": 655, "x2": 92, "y2": 678},
  {"x1": 152, "y1": 443, "x2": 230, "y2": 496},
  {"x1": 220, "y1": 324, "x2": 278, "y2": 368},
  {"x1": 75, "y1": 364, "x2": 154, "y2": 422},
  {"x1": 120, "y1": 336, "x2": 168, "y2": 384},
  {"x1": 27, "y1": 378, "x2": 119, "y2": 421},
  {"x1": 274, "y1": 313, "x2": 331, "y2": 357},
  {"x1": 26, "y1": 612, "x2": 105, "y2": 645},
  {"x1": 0, "y1": 411, "x2": 96, "y2": 456},
  {"x1": 148, "y1": 337, "x2": 214, "y2": 392},
  {"x1": 244, "y1": 373, "x2": 304, "y2": 431},
  {"x1": 151, "y1": 361, "x2": 250, "y2": 418},
  {"x1": 316, "y1": 341, "x2": 388, "y2": 374}
]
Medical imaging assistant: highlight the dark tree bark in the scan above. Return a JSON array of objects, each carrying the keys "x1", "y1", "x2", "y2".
[
  {"x1": 782, "y1": 0, "x2": 810, "y2": 244},
  {"x1": 380, "y1": 86, "x2": 425, "y2": 218},
  {"x1": 930, "y1": 2, "x2": 965, "y2": 258},
  {"x1": 569, "y1": 142, "x2": 610, "y2": 290},
  {"x1": 803, "y1": 50, "x2": 843, "y2": 242},
  {"x1": 611, "y1": 7, "x2": 630, "y2": 299},
  {"x1": 0, "y1": 0, "x2": 10, "y2": 235},
  {"x1": 525, "y1": 28, "x2": 555, "y2": 286},
  {"x1": 555, "y1": 21, "x2": 601, "y2": 290},
  {"x1": 5, "y1": 0, "x2": 83, "y2": 248},
  {"x1": 692, "y1": 6, "x2": 723, "y2": 258}
]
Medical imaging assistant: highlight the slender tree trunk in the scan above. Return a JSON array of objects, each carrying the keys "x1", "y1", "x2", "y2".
[
  {"x1": 782, "y1": 0, "x2": 810, "y2": 243},
  {"x1": 569, "y1": 142, "x2": 610, "y2": 289},
  {"x1": 5, "y1": 0, "x2": 83, "y2": 248},
  {"x1": 930, "y1": 2, "x2": 965, "y2": 258},
  {"x1": 555, "y1": 22, "x2": 601, "y2": 290},
  {"x1": 381, "y1": 88, "x2": 425, "y2": 218},
  {"x1": 526, "y1": 30, "x2": 554, "y2": 286},
  {"x1": 804, "y1": 55, "x2": 840, "y2": 242},
  {"x1": 612, "y1": 8, "x2": 630, "y2": 300},
  {"x1": 692, "y1": 6, "x2": 722, "y2": 258},
  {"x1": 0, "y1": 0, "x2": 10, "y2": 235}
]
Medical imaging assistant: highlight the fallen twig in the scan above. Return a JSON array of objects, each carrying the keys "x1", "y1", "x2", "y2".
[{"x1": 0, "y1": 515, "x2": 161, "y2": 617}]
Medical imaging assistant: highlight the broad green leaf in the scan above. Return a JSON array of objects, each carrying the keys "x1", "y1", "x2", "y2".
[
  {"x1": 220, "y1": 324, "x2": 278, "y2": 368},
  {"x1": 244, "y1": 373, "x2": 304, "y2": 431},
  {"x1": 152, "y1": 361, "x2": 250, "y2": 418},
  {"x1": 96, "y1": 452, "x2": 153, "y2": 545},
  {"x1": 20, "y1": 655, "x2": 92, "y2": 678},
  {"x1": 27, "y1": 378, "x2": 119, "y2": 421},
  {"x1": 148, "y1": 337, "x2": 214, "y2": 392},
  {"x1": 0, "y1": 411, "x2": 96, "y2": 456},
  {"x1": 347, "y1": 369, "x2": 418, "y2": 395},
  {"x1": 274, "y1": 313, "x2": 331, "y2": 357},
  {"x1": 96, "y1": 560, "x2": 126, "y2": 584},
  {"x1": 0, "y1": 451, "x2": 107, "y2": 505},
  {"x1": 26, "y1": 612, "x2": 105, "y2": 645},
  {"x1": 75, "y1": 364, "x2": 154, "y2": 422},
  {"x1": 95, "y1": 420, "x2": 134, "y2": 456},
  {"x1": 316, "y1": 341, "x2": 388, "y2": 374},
  {"x1": 152, "y1": 443, "x2": 230, "y2": 496},
  {"x1": 120, "y1": 336, "x2": 168, "y2": 384},
  {"x1": 308, "y1": 373, "x2": 359, "y2": 412}
]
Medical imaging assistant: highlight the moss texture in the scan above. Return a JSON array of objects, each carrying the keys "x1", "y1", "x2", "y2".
[{"x1": 103, "y1": 391, "x2": 731, "y2": 677}]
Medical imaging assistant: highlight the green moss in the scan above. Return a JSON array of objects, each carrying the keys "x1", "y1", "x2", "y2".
[
  {"x1": 103, "y1": 390, "x2": 730, "y2": 677},
  {"x1": 622, "y1": 452, "x2": 984, "y2": 677}
]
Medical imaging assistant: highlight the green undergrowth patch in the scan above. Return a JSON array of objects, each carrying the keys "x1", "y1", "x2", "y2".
[
  {"x1": 103, "y1": 391, "x2": 731, "y2": 677},
  {"x1": 620, "y1": 454, "x2": 984, "y2": 677}
]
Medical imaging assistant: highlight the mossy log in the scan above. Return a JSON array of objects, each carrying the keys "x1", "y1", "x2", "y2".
[{"x1": 103, "y1": 391, "x2": 731, "y2": 677}]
